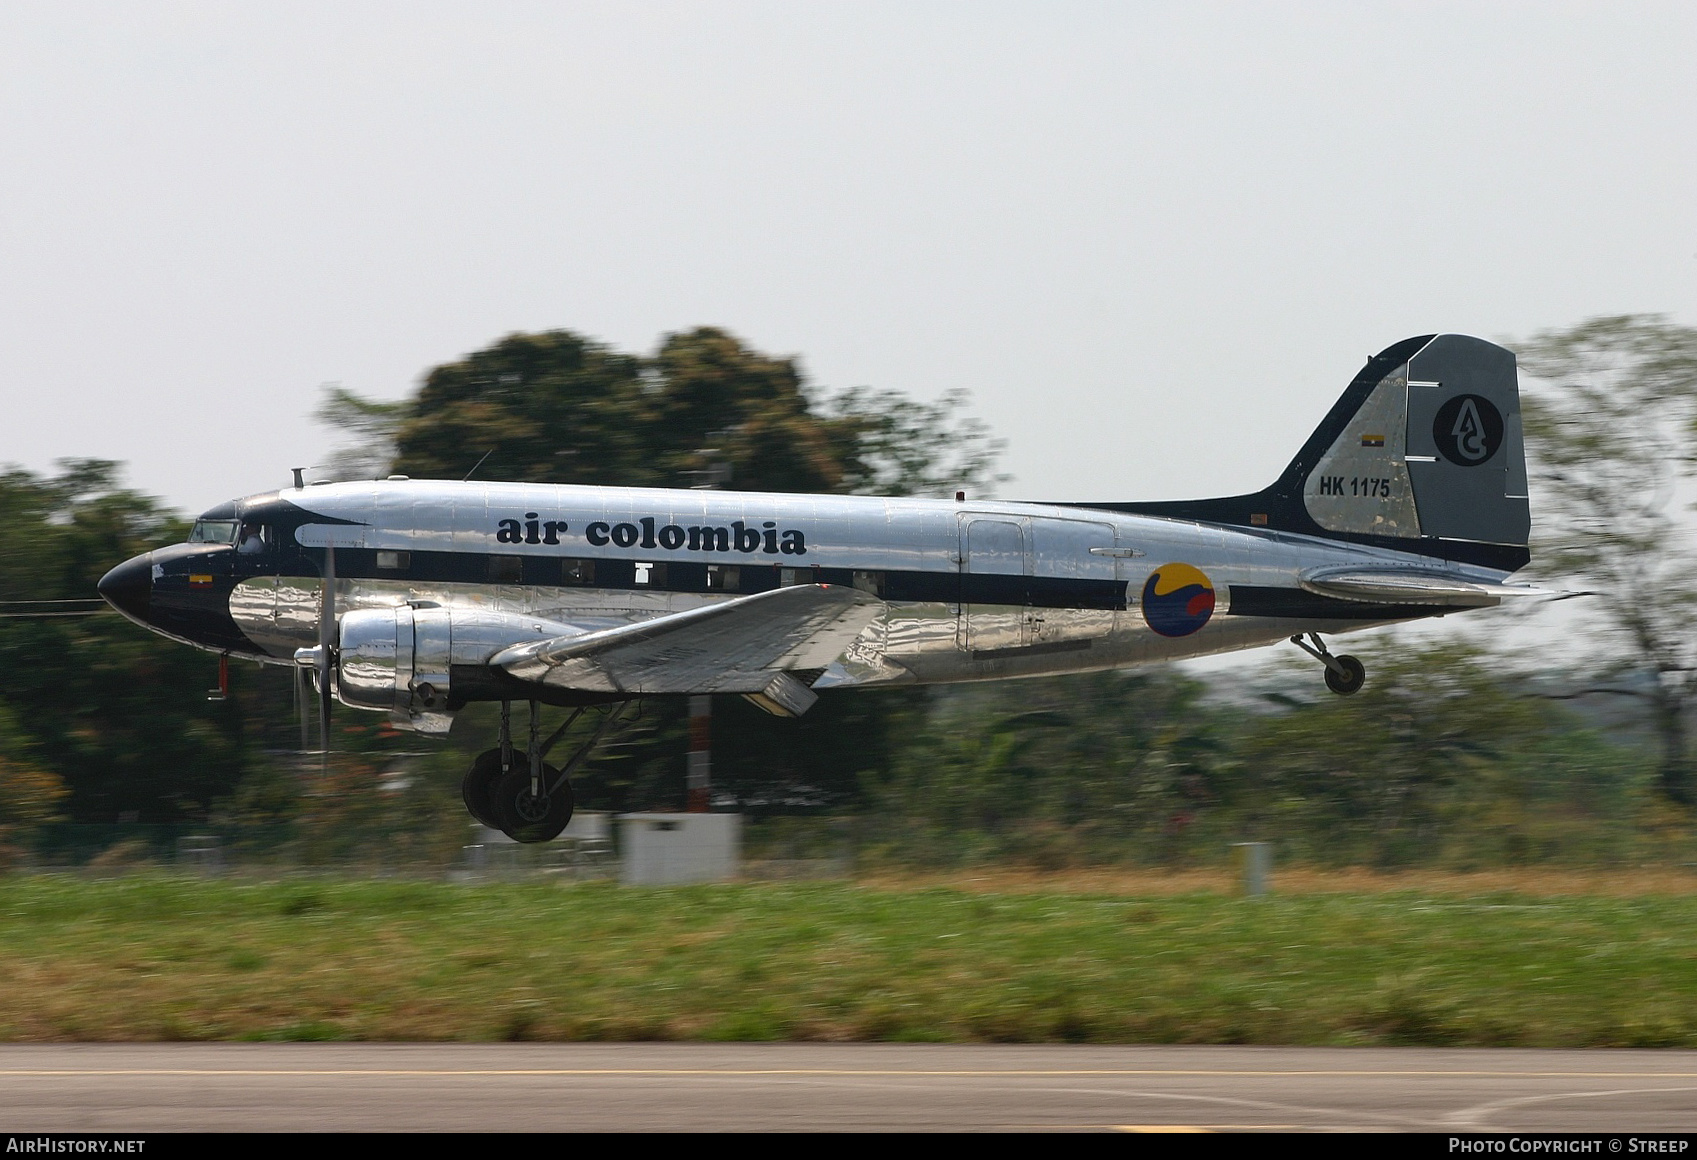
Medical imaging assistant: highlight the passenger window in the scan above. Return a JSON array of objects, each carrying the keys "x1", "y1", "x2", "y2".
[
  {"x1": 852, "y1": 570, "x2": 885, "y2": 598},
  {"x1": 376, "y1": 551, "x2": 410, "y2": 571},
  {"x1": 489, "y1": 555, "x2": 523, "y2": 584},
  {"x1": 634, "y1": 562, "x2": 667, "y2": 587},
  {"x1": 562, "y1": 558, "x2": 596, "y2": 585},
  {"x1": 707, "y1": 565, "x2": 740, "y2": 592}
]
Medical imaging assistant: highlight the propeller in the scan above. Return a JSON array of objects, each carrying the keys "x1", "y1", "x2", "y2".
[
  {"x1": 294, "y1": 663, "x2": 310, "y2": 753},
  {"x1": 291, "y1": 542, "x2": 337, "y2": 771},
  {"x1": 317, "y1": 543, "x2": 336, "y2": 771}
]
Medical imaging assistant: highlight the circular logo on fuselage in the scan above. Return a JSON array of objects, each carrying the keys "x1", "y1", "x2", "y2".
[
  {"x1": 1432, "y1": 394, "x2": 1504, "y2": 466},
  {"x1": 1142, "y1": 563, "x2": 1216, "y2": 638}
]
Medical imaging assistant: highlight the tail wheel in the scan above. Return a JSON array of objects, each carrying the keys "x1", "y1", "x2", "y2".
[
  {"x1": 461, "y1": 749, "x2": 508, "y2": 829},
  {"x1": 1325, "y1": 655, "x2": 1366, "y2": 696},
  {"x1": 490, "y1": 762, "x2": 573, "y2": 844}
]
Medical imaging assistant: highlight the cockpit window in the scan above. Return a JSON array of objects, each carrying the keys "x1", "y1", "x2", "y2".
[
  {"x1": 188, "y1": 519, "x2": 239, "y2": 544},
  {"x1": 237, "y1": 522, "x2": 269, "y2": 553}
]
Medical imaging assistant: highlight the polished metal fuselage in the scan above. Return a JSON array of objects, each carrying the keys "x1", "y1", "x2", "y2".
[{"x1": 203, "y1": 478, "x2": 1501, "y2": 691}]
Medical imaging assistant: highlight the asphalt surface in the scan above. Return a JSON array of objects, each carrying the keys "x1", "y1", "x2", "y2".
[{"x1": 1, "y1": 1044, "x2": 1695, "y2": 1132}]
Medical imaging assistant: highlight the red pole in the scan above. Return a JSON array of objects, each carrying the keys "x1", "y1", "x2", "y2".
[{"x1": 207, "y1": 653, "x2": 229, "y2": 702}]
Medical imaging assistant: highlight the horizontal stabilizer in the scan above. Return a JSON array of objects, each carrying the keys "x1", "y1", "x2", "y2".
[
  {"x1": 490, "y1": 583, "x2": 883, "y2": 695},
  {"x1": 1298, "y1": 567, "x2": 1551, "y2": 607}
]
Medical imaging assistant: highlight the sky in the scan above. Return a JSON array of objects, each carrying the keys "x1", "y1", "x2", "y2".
[{"x1": 2, "y1": 1, "x2": 1694, "y2": 519}]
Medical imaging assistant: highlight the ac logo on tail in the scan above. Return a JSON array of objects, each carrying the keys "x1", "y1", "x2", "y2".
[{"x1": 1433, "y1": 394, "x2": 1503, "y2": 466}]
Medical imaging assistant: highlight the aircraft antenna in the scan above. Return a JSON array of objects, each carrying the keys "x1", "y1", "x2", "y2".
[
  {"x1": 0, "y1": 598, "x2": 110, "y2": 618},
  {"x1": 462, "y1": 450, "x2": 494, "y2": 482}
]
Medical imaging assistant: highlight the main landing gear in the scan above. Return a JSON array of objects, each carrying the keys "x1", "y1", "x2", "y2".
[
  {"x1": 1289, "y1": 633, "x2": 1366, "y2": 696},
  {"x1": 462, "y1": 699, "x2": 631, "y2": 843}
]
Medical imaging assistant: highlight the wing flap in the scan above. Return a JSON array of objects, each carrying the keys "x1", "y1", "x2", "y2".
[
  {"x1": 490, "y1": 583, "x2": 884, "y2": 695},
  {"x1": 1299, "y1": 567, "x2": 1551, "y2": 607}
]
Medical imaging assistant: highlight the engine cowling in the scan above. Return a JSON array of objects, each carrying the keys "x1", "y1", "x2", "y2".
[
  {"x1": 337, "y1": 605, "x2": 453, "y2": 718},
  {"x1": 336, "y1": 605, "x2": 582, "y2": 729}
]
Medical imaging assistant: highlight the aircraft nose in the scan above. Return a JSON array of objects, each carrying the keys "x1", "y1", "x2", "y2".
[{"x1": 98, "y1": 552, "x2": 153, "y2": 622}]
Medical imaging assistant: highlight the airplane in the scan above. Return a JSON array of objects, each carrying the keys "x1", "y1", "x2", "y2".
[{"x1": 99, "y1": 333, "x2": 1539, "y2": 843}]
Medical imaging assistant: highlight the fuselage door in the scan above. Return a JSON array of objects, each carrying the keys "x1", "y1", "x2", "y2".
[
  {"x1": 959, "y1": 516, "x2": 1032, "y2": 653},
  {"x1": 1027, "y1": 518, "x2": 1121, "y2": 645}
]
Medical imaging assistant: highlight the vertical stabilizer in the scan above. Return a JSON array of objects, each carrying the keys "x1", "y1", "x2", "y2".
[
  {"x1": 1077, "y1": 334, "x2": 1532, "y2": 570},
  {"x1": 1299, "y1": 334, "x2": 1529, "y2": 547}
]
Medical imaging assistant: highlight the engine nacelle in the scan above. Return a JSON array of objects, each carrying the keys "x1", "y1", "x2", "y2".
[
  {"x1": 336, "y1": 605, "x2": 580, "y2": 731},
  {"x1": 337, "y1": 605, "x2": 454, "y2": 723}
]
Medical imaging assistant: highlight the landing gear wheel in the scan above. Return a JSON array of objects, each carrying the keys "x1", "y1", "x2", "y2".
[
  {"x1": 1325, "y1": 655, "x2": 1366, "y2": 696},
  {"x1": 490, "y1": 763, "x2": 573, "y2": 844},
  {"x1": 461, "y1": 749, "x2": 507, "y2": 829}
]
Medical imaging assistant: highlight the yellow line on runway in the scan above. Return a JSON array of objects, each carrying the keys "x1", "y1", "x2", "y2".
[{"x1": 2, "y1": 1068, "x2": 1697, "y2": 1079}]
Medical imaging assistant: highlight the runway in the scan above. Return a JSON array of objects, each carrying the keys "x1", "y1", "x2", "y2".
[{"x1": 1, "y1": 1044, "x2": 1695, "y2": 1132}]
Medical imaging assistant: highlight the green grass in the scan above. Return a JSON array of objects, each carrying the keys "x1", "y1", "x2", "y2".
[{"x1": 0, "y1": 875, "x2": 1694, "y2": 1045}]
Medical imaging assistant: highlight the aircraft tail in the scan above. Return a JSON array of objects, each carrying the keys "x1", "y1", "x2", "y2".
[{"x1": 1090, "y1": 334, "x2": 1531, "y2": 570}]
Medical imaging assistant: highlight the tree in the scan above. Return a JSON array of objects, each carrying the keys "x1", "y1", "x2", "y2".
[
  {"x1": 824, "y1": 386, "x2": 1009, "y2": 498},
  {"x1": 645, "y1": 327, "x2": 855, "y2": 494},
  {"x1": 864, "y1": 668, "x2": 1231, "y2": 867},
  {"x1": 0, "y1": 701, "x2": 69, "y2": 845},
  {"x1": 391, "y1": 330, "x2": 656, "y2": 486},
  {"x1": 349, "y1": 325, "x2": 1005, "y2": 497},
  {"x1": 314, "y1": 387, "x2": 409, "y2": 483},
  {"x1": 1236, "y1": 644, "x2": 1563, "y2": 865},
  {"x1": 0, "y1": 461, "x2": 256, "y2": 825},
  {"x1": 1517, "y1": 315, "x2": 1697, "y2": 805}
]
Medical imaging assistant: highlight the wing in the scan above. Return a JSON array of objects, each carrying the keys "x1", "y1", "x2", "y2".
[
  {"x1": 490, "y1": 583, "x2": 884, "y2": 697},
  {"x1": 1298, "y1": 567, "x2": 1552, "y2": 607}
]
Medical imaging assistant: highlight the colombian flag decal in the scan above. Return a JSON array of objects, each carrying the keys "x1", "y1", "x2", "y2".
[
  {"x1": 189, "y1": 574, "x2": 213, "y2": 588},
  {"x1": 1141, "y1": 563, "x2": 1216, "y2": 638}
]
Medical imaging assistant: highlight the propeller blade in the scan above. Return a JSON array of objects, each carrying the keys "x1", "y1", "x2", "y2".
[
  {"x1": 294, "y1": 663, "x2": 309, "y2": 753},
  {"x1": 318, "y1": 543, "x2": 335, "y2": 767}
]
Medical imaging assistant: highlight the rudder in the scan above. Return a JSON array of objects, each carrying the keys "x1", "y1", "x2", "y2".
[{"x1": 1403, "y1": 335, "x2": 1530, "y2": 545}]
